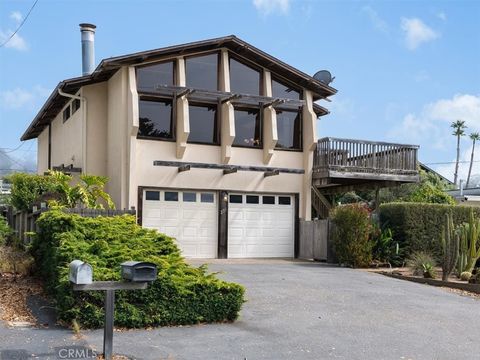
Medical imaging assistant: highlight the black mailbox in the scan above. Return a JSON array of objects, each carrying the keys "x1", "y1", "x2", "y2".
[{"x1": 120, "y1": 261, "x2": 157, "y2": 282}]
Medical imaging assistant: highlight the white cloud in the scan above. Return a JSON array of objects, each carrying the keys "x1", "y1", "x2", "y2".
[
  {"x1": 437, "y1": 12, "x2": 447, "y2": 21},
  {"x1": 0, "y1": 86, "x2": 52, "y2": 110},
  {"x1": 401, "y1": 17, "x2": 439, "y2": 50},
  {"x1": 0, "y1": 11, "x2": 28, "y2": 51},
  {"x1": 10, "y1": 11, "x2": 23, "y2": 24},
  {"x1": 362, "y1": 6, "x2": 389, "y2": 33},
  {"x1": 389, "y1": 94, "x2": 480, "y2": 146},
  {"x1": 0, "y1": 29, "x2": 27, "y2": 51},
  {"x1": 253, "y1": 0, "x2": 290, "y2": 15}
]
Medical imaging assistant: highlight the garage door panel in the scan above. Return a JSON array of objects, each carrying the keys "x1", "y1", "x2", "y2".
[
  {"x1": 228, "y1": 194, "x2": 294, "y2": 258},
  {"x1": 143, "y1": 190, "x2": 217, "y2": 258}
]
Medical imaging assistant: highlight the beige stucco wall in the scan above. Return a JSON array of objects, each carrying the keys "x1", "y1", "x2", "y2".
[
  {"x1": 107, "y1": 68, "x2": 130, "y2": 209},
  {"x1": 133, "y1": 139, "x2": 307, "y2": 215},
  {"x1": 84, "y1": 83, "x2": 108, "y2": 177},
  {"x1": 37, "y1": 127, "x2": 49, "y2": 174},
  {"x1": 39, "y1": 101, "x2": 83, "y2": 171}
]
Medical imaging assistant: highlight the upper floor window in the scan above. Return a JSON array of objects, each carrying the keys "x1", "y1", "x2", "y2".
[
  {"x1": 229, "y1": 57, "x2": 261, "y2": 95},
  {"x1": 138, "y1": 99, "x2": 174, "y2": 140},
  {"x1": 272, "y1": 77, "x2": 301, "y2": 101},
  {"x1": 276, "y1": 109, "x2": 302, "y2": 150},
  {"x1": 137, "y1": 61, "x2": 175, "y2": 92},
  {"x1": 72, "y1": 99, "x2": 81, "y2": 114},
  {"x1": 188, "y1": 103, "x2": 218, "y2": 144},
  {"x1": 62, "y1": 106, "x2": 71, "y2": 123},
  {"x1": 186, "y1": 53, "x2": 218, "y2": 91},
  {"x1": 233, "y1": 107, "x2": 261, "y2": 148}
]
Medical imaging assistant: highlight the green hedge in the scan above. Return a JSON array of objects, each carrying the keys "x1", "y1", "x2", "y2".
[
  {"x1": 379, "y1": 202, "x2": 480, "y2": 260},
  {"x1": 32, "y1": 210, "x2": 245, "y2": 329}
]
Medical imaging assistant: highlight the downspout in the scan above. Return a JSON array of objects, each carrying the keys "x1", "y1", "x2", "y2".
[{"x1": 57, "y1": 88, "x2": 88, "y2": 174}]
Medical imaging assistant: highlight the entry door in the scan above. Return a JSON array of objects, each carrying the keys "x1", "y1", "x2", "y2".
[
  {"x1": 228, "y1": 193, "x2": 294, "y2": 258},
  {"x1": 142, "y1": 189, "x2": 218, "y2": 258}
]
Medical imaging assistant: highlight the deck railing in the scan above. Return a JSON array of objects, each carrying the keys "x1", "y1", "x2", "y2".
[{"x1": 314, "y1": 137, "x2": 419, "y2": 176}]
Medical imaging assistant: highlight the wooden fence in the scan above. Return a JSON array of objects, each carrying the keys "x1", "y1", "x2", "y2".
[
  {"x1": 5, "y1": 207, "x2": 136, "y2": 244},
  {"x1": 298, "y1": 219, "x2": 336, "y2": 262}
]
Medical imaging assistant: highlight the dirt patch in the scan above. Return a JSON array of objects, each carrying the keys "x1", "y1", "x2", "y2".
[
  {"x1": 0, "y1": 274, "x2": 45, "y2": 325},
  {"x1": 442, "y1": 287, "x2": 480, "y2": 300}
]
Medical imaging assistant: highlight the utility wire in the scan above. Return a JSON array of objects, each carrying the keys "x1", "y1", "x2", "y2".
[
  {"x1": 0, "y1": 0, "x2": 39, "y2": 48},
  {"x1": 0, "y1": 142, "x2": 26, "y2": 153},
  {"x1": 424, "y1": 160, "x2": 480, "y2": 165}
]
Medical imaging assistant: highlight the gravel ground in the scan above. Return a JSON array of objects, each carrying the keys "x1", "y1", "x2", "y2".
[{"x1": 1, "y1": 260, "x2": 479, "y2": 360}]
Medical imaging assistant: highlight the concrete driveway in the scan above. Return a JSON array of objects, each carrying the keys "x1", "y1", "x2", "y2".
[{"x1": 1, "y1": 260, "x2": 479, "y2": 359}]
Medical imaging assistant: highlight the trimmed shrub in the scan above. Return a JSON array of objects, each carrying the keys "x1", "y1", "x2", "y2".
[
  {"x1": 379, "y1": 203, "x2": 480, "y2": 261},
  {"x1": 32, "y1": 210, "x2": 245, "y2": 329},
  {"x1": 331, "y1": 204, "x2": 373, "y2": 267}
]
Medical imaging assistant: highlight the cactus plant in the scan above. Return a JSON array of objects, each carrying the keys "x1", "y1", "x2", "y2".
[
  {"x1": 456, "y1": 210, "x2": 480, "y2": 274},
  {"x1": 441, "y1": 212, "x2": 459, "y2": 281}
]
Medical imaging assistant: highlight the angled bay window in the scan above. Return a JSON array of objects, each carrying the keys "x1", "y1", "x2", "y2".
[
  {"x1": 138, "y1": 98, "x2": 174, "y2": 140},
  {"x1": 233, "y1": 107, "x2": 262, "y2": 148},
  {"x1": 136, "y1": 61, "x2": 174, "y2": 92},
  {"x1": 188, "y1": 103, "x2": 219, "y2": 144},
  {"x1": 229, "y1": 57, "x2": 261, "y2": 95},
  {"x1": 275, "y1": 109, "x2": 302, "y2": 150},
  {"x1": 186, "y1": 53, "x2": 219, "y2": 91}
]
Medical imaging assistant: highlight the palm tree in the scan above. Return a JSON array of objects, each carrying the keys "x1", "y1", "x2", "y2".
[
  {"x1": 466, "y1": 132, "x2": 480, "y2": 188},
  {"x1": 451, "y1": 120, "x2": 467, "y2": 186}
]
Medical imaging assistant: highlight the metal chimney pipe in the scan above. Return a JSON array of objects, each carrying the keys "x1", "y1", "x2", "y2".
[{"x1": 79, "y1": 23, "x2": 96, "y2": 76}]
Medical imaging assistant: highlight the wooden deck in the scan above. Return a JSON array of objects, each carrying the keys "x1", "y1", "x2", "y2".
[{"x1": 313, "y1": 137, "x2": 419, "y2": 193}]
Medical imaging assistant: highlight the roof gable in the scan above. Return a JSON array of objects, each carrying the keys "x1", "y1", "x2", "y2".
[{"x1": 21, "y1": 35, "x2": 336, "y2": 141}]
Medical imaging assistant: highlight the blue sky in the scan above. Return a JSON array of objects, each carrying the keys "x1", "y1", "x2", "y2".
[{"x1": 0, "y1": 0, "x2": 479, "y2": 181}]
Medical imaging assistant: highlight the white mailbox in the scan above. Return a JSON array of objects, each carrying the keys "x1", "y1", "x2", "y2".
[{"x1": 69, "y1": 260, "x2": 93, "y2": 284}]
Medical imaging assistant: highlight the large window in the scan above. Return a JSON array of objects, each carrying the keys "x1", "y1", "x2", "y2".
[
  {"x1": 188, "y1": 103, "x2": 218, "y2": 144},
  {"x1": 276, "y1": 109, "x2": 302, "y2": 150},
  {"x1": 272, "y1": 77, "x2": 300, "y2": 100},
  {"x1": 138, "y1": 99, "x2": 174, "y2": 139},
  {"x1": 186, "y1": 53, "x2": 218, "y2": 91},
  {"x1": 229, "y1": 57, "x2": 261, "y2": 95},
  {"x1": 233, "y1": 108, "x2": 261, "y2": 148},
  {"x1": 137, "y1": 61, "x2": 174, "y2": 92}
]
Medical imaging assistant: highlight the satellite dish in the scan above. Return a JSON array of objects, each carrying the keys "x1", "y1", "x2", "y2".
[{"x1": 313, "y1": 70, "x2": 335, "y2": 85}]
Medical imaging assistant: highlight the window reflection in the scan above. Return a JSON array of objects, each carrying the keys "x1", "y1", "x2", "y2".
[
  {"x1": 276, "y1": 110, "x2": 302, "y2": 149},
  {"x1": 186, "y1": 53, "x2": 218, "y2": 91},
  {"x1": 138, "y1": 99, "x2": 173, "y2": 139},
  {"x1": 229, "y1": 57, "x2": 261, "y2": 95},
  {"x1": 233, "y1": 108, "x2": 261, "y2": 147},
  {"x1": 272, "y1": 78, "x2": 300, "y2": 100},
  {"x1": 188, "y1": 104, "x2": 218, "y2": 144},
  {"x1": 137, "y1": 62, "x2": 174, "y2": 92}
]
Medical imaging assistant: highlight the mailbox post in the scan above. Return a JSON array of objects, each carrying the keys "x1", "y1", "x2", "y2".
[{"x1": 70, "y1": 260, "x2": 157, "y2": 360}]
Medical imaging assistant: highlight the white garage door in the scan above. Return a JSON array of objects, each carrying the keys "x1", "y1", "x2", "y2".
[
  {"x1": 142, "y1": 189, "x2": 217, "y2": 258},
  {"x1": 228, "y1": 193, "x2": 294, "y2": 258}
]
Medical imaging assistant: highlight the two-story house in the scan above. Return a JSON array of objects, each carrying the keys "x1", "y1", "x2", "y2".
[{"x1": 21, "y1": 24, "x2": 418, "y2": 259}]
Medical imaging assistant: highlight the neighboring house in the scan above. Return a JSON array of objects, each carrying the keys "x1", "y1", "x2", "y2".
[
  {"x1": 419, "y1": 163, "x2": 454, "y2": 186},
  {"x1": 0, "y1": 179, "x2": 11, "y2": 195},
  {"x1": 447, "y1": 187, "x2": 480, "y2": 206},
  {"x1": 21, "y1": 24, "x2": 419, "y2": 259}
]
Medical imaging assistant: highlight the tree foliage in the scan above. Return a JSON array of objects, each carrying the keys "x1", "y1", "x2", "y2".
[{"x1": 7, "y1": 171, "x2": 115, "y2": 211}]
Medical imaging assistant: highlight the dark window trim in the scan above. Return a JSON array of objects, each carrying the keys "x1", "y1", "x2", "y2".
[
  {"x1": 228, "y1": 53, "x2": 263, "y2": 96},
  {"x1": 232, "y1": 105, "x2": 263, "y2": 149},
  {"x1": 136, "y1": 59, "x2": 176, "y2": 89},
  {"x1": 275, "y1": 108, "x2": 303, "y2": 151},
  {"x1": 184, "y1": 51, "x2": 221, "y2": 91},
  {"x1": 271, "y1": 75, "x2": 303, "y2": 100},
  {"x1": 187, "y1": 101, "x2": 220, "y2": 145},
  {"x1": 62, "y1": 105, "x2": 71, "y2": 123},
  {"x1": 138, "y1": 97, "x2": 176, "y2": 141}
]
